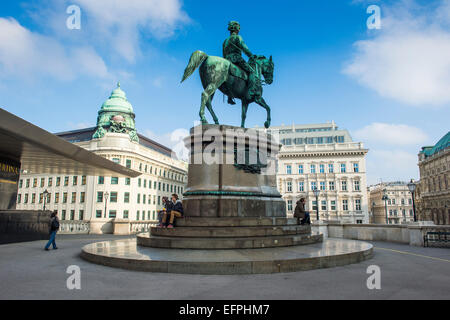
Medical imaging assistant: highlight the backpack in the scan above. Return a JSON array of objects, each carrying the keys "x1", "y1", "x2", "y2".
[{"x1": 51, "y1": 218, "x2": 60, "y2": 231}]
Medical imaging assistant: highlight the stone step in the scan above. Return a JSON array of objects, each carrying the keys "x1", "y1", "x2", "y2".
[
  {"x1": 81, "y1": 238, "x2": 374, "y2": 275},
  {"x1": 137, "y1": 232, "x2": 323, "y2": 249},
  {"x1": 150, "y1": 225, "x2": 311, "y2": 238},
  {"x1": 175, "y1": 217, "x2": 299, "y2": 227}
]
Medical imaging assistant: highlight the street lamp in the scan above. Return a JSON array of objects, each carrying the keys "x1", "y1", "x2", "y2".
[
  {"x1": 313, "y1": 187, "x2": 320, "y2": 221},
  {"x1": 43, "y1": 189, "x2": 49, "y2": 211},
  {"x1": 104, "y1": 191, "x2": 109, "y2": 218},
  {"x1": 407, "y1": 179, "x2": 417, "y2": 222},
  {"x1": 382, "y1": 188, "x2": 389, "y2": 224}
]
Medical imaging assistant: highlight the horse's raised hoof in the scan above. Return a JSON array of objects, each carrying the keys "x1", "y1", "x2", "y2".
[{"x1": 264, "y1": 121, "x2": 270, "y2": 129}]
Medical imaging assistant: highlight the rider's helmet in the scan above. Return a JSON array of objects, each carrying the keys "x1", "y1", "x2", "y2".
[{"x1": 228, "y1": 21, "x2": 240, "y2": 33}]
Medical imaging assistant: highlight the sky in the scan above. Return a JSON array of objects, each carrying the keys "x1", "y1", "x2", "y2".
[{"x1": 0, "y1": 0, "x2": 449, "y2": 185}]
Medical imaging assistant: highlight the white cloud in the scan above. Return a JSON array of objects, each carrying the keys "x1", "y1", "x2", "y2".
[
  {"x1": 366, "y1": 149, "x2": 419, "y2": 185},
  {"x1": 344, "y1": 1, "x2": 450, "y2": 106},
  {"x1": 75, "y1": 0, "x2": 189, "y2": 62},
  {"x1": 354, "y1": 122, "x2": 428, "y2": 146},
  {"x1": 144, "y1": 127, "x2": 189, "y2": 161},
  {"x1": 0, "y1": 18, "x2": 109, "y2": 82}
]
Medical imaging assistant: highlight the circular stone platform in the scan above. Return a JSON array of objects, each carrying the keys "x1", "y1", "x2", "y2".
[{"x1": 80, "y1": 238, "x2": 373, "y2": 274}]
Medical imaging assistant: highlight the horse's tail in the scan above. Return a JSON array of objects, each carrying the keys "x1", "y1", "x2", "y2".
[{"x1": 181, "y1": 50, "x2": 208, "y2": 83}]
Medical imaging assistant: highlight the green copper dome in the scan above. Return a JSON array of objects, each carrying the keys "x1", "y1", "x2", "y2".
[
  {"x1": 422, "y1": 131, "x2": 450, "y2": 158},
  {"x1": 92, "y1": 82, "x2": 138, "y2": 142},
  {"x1": 100, "y1": 82, "x2": 134, "y2": 113}
]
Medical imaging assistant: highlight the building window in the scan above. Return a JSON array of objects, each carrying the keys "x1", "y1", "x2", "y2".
[
  {"x1": 331, "y1": 200, "x2": 336, "y2": 211},
  {"x1": 110, "y1": 192, "x2": 118, "y2": 203},
  {"x1": 298, "y1": 165, "x2": 303, "y2": 174},
  {"x1": 354, "y1": 181, "x2": 360, "y2": 191},
  {"x1": 62, "y1": 210, "x2": 66, "y2": 220},
  {"x1": 70, "y1": 210, "x2": 75, "y2": 220},
  {"x1": 124, "y1": 192, "x2": 130, "y2": 203},
  {"x1": 98, "y1": 176, "x2": 104, "y2": 184},
  {"x1": 137, "y1": 210, "x2": 140, "y2": 220},
  {"x1": 96, "y1": 210, "x2": 102, "y2": 218},
  {"x1": 353, "y1": 163, "x2": 359, "y2": 173},
  {"x1": 31, "y1": 193, "x2": 36, "y2": 203},
  {"x1": 287, "y1": 200, "x2": 293, "y2": 211},
  {"x1": 319, "y1": 164, "x2": 325, "y2": 173},
  {"x1": 39, "y1": 193, "x2": 43, "y2": 204},
  {"x1": 55, "y1": 177, "x2": 60, "y2": 187},
  {"x1": 126, "y1": 159, "x2": 131, "y2": 168},
  {"x1": 287, "y1": 181, "x2": 292, "y2": 192},
  {"x1": 19, "y1": 180, "x2": 23, "y2": 188},
  {"x1": 143, "y1": 194, "x2": 146, "y2": 204},
  {"x1": 341, "y1": 181, "x2": 347, "y2": 191},
  {"x1": 40, "y1": 178, "x2": 45, "y2": 187},
  {"x1": 123, "y1": 210, "x2": 129, "y2": 219},
  {"x1": 111, "y1": 177, "x2": 119, "y2": 185},
  {"x1": 125, "y1": 178, "x2": 131, "y2": 185},
  {"x1": 79, "y1": 210, "x2": 84, "y2": 220},
  {"x1": 80, "y1": 192, "x2": 85, "y2": 203},
  {"x1": 17, "y1": 194, "x2": 21, "y2": 203},
  {"x1": 73, "y1": 176, "x2": 78, "y2": 186},
  {"x1": 137, "y1": 194, "x2": 141, "y2": 204},
  {"x1": 286, "y1": 165, "x2": 292, "y2": 174},
  {"x1": 320, "y1": 181, "x2": 326, "y2": 191},
  {"x1": 63, "y1": 192, "x2": 67, "y2": 203},
  {"x1": 82, "y1": 176, "x2": 86, "y2": 185},
  {"x1": 48, "y1": 178, "x2": 52, "y2": 187},
  {"x1": 26, "y1": 179, "x2": 30, "y2": 188},
  {"x1": 355, "y1": 199, "x2": 361, "y2": 211},
  {"x1": 55, "y1": 193, "x2": 59, "y2": 203},
  {"x1": 298, "y1": 182, "x2": 304, "y2": 192},
  {"x1": 33, "y1": 178, "x2": 37, "y2": 187},
  {"x1": 112, "y1": 158, "x2": 120, "y2": 164},
  {"x1": 24, "y1": 194, "x2": 29, "y2": 203},
  {"x1": 329, "y1": 181, "x2": 335, "y2": 191},
  {"x1": 310, "y1": 164, "x2": 316, "y2": 174},
  {"x1": 64, "y1": 176, "x2": 69, "y2": 186},
  {"x1": 312, "y1": 200, "x2": 318, "y2": 211},
  {"x1": 71, "y1": 192, "x2": 76, "y2": 203},
  {"x1": 109, "y1": 210, "x2": 116, "y2": 218},
  {"x1": 340, "y1": 164, "x2": 346, "y2": 173},
  {"x1": 343, "y1": 200, "x2": 348, "y2": 211},
  {"x1": 97, "y1": 192, "x2": 103, "y2": 203},
  {"x1": 328, "y1": 164, "x2": 334, "y2": 173},
  {"x1": 144, "y1": 180, "x2": 147, "y2": 188},
  {"x1": 321, "y1": 200, "x2": 327, "y2": 211},
  {"x1": 311, "y1": 182, "x2": 317, "y2": 191}
]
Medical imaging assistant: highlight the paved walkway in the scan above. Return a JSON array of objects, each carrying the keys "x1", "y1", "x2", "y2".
[{"x1": 0, "y1": 235, "x2": 449, "y2": 300}]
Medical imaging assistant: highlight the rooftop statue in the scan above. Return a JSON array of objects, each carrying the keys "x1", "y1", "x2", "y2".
[{"x1": 181, "y1": 21, "x2": 274, "y2": 128}]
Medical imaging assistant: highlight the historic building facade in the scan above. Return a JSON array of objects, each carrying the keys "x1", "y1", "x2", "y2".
[
  {"x1": 417, "y1": 132, "x2": 450, "y2": 225},
  {"x1": 16, "y1": 84, "x2": 188, "y2": 234},
  {"x1": 267, "y1": 122, "x2": 369, "y2": 223},
  {"x1": 368, "y1": 182, "x2": 415, "y2": 224}
]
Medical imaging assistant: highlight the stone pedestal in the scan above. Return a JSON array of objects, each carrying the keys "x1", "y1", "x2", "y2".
[
  {"x1": 113, "y1": 219, "x2": 131, "y2": 235},
  {"x1": 182, "y1": 124, "x2": 285, "y2": 218}
]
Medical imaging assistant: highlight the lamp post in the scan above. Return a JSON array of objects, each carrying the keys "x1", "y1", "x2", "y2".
[
  {"x1": 104, "y1": 191, "x2": 109, "y2": 218},
  {"x1": 43, "y1": 189, "x2": 49, "y2": 211},
  {"x1": 313, "y1": 187, "x2": 320, "y2": 221},
  {"x1": 407, "y1": 179, "x2": 417, "y2": 222},
  {"x1": 382, "y1": 188, "x2": 389, "y2": 224},
  {"x1": 371, "y1": 201, "x2": 376, "y2": 223}
]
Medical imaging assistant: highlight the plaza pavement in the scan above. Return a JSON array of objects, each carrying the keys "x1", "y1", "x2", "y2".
[{"x1": 0, "y1": 234, "x2": 449, "y2": 300}]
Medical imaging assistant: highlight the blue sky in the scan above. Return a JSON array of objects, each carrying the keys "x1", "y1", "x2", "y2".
[{"x1": 0, "y1": 0, "x2": 449, "y2": 184}]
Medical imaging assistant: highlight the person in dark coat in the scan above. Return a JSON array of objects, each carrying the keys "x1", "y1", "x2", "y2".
[
  {"x1": 158, "y1": 196, "x2": 174, "y2": 227},
  {"x1": 44, "y1": 210, "x2": 59, "y2": 251},
  {"x1": 161, "y1": 194, "x2": 184, "y2": 229},
  {"x1": 294, "y1": 198, "x2": 310, "y2": 225}
]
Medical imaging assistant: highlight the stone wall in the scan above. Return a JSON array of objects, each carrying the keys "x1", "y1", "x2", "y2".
[
  {"x1": 0, "y1": 210, "x2": 51, "y2": 244},
  {"x1": 318, "y1": 221, "x2": 447, "y2": 246}
]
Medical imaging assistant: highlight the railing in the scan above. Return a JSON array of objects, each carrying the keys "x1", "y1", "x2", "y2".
[
  {"x1": 130, "y1": 220, "x2": 158, "y2": 234},
  {"x1": 59, "y1": 220, "x2": 90, "y2": 234}
]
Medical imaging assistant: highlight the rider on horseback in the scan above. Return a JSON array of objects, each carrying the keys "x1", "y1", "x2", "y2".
[{"x1": 223, "y1": 21, "x2": 260, "y2": 104}]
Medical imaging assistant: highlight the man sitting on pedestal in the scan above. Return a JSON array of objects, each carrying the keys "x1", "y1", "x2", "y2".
[
  {"x1": 160, "y1": 194, "x2": 184, "y2": 229},
  {"x1": 294, "y1": 198, "x2": 310, "y2": 225}
]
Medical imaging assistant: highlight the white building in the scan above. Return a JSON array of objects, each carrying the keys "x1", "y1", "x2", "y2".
[
  {"x1": 265, "y1": 122, "x2": 369, "y2": 223},
  {"x1": 16, "y1": 84, "x2": 188, "y2": 234},
  {"x1": 368, "y1": 182, "x2": 415, "y2": 224}
]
